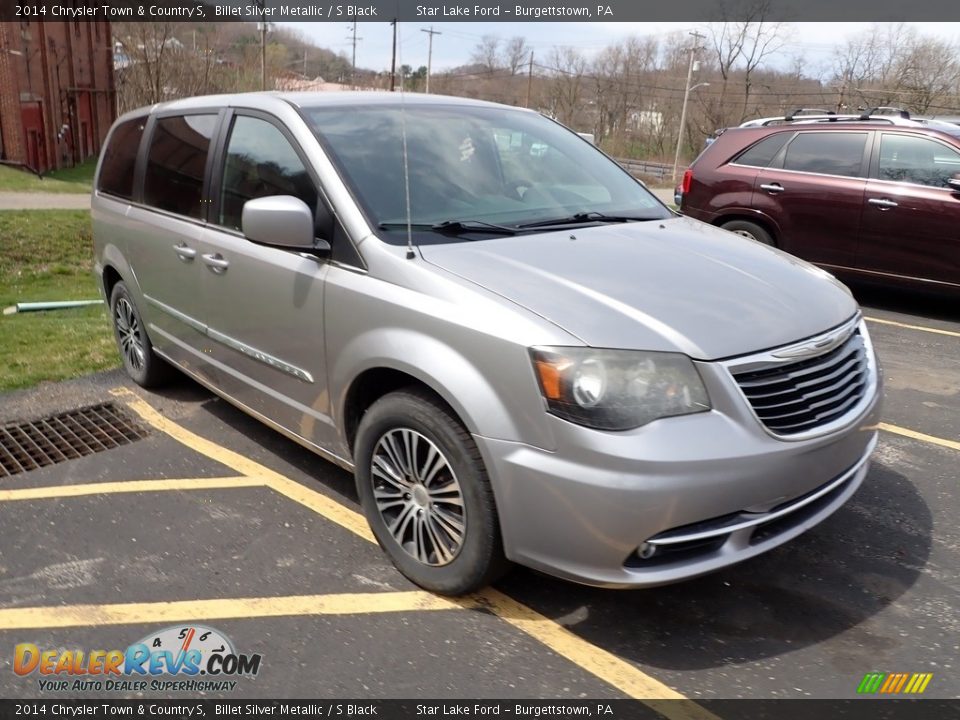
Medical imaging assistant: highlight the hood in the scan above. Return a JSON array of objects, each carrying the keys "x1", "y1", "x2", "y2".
[{"x1": 419, "y1": 215, "x2": 858, "y2": 360}]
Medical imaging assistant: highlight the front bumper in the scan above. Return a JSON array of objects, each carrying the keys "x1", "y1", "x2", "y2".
[{"x1": 475, "y1": 360, "x2": 882, "y2": 588}]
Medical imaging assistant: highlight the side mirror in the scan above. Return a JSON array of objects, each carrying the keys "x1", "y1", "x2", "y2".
[
  {"x1": 947, "y1": 177, "x2": 960, "y2": 191},
  {"x1": 241, "y1": 196, "x2": 330, "y2": 253}
]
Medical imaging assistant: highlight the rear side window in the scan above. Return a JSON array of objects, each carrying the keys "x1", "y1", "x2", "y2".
[
  {"x1": 143, "y1": 114, "x2": 218, "y2": 219},
  {"x1": 782, "y1": 132, "x2": 867, "y2": 177},
  {"x1": 218, "y1": 116, "x2": 318, "y2": 231},
  {"x1": 97, "y1": 117, "x2": 145, "y2": 199},
  {"x1": 734, "y1": 133, "x2": 790, "y2": 168}
]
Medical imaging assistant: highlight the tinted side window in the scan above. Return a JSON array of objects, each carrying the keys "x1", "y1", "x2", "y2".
[
  {"x1": 219, "y1": 116, "x2": 318, "y2": 231},
  {"x1": 878, "y1": 134, "x2": 960, "y2": 188},
  {"x1": 734, "y1": 133, "x2": 790, "y2": 168},
  {"x1": 782, "y1": 133, "x2": 867, "y2": 177},
  {"x1": 98, "y1": 117, "x2": 145, "y2": 199},
  {"x1": 143, "y1": 114, "x2": 218, "y2": 219}
]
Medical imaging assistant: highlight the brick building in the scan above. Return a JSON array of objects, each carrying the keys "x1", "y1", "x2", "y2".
[{"x1": 0, "y1": 21, "x2": 115, "y2": 173}]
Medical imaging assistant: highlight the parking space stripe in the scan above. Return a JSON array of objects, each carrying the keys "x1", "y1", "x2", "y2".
[
  {"x1": 476, "y1": 588, "x2": 715, "y2": 714},
  {"x1": 115, "y1": 389, "x2": 718, "y2": 717},
  {"x1": 880, "y1": 423, "x2": 960, "y2": 453},
  {"x1": 865, "y1": 316, "x2": 960, "y2": 339},
  {"x1": 0, "y1": 592, "x2": 472, "y2": 631},
  {"x1": 111, "y1": 389, "x2": 375, "y2": 543},
  {"x1": 0, "y1": 477, "x2": 261, "y2": 502}
]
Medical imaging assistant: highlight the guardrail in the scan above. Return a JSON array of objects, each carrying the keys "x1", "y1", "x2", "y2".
[{"x1": 615, "y1": 158, "x2": 673, "y2": 182}]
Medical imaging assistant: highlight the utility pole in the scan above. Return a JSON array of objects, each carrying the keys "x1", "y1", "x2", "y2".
[
  {"x1": 254, "y1": 0, "x2": 267, "y2": 92},
  {"x1": 672, "y1": 30, "x2": 706, "y2": 184},
  {"x1": 390, "y1": 20, "x2": 397, "y2": 91},
  {"x1": 348, "y1": 21, "x2": 361, "y2": 88},
  {"x1": 525, "y1": 51, "x2": 534, "y2": 108},
  {"x1": 420, "y1": 26, "x2": 441, "y2": 93},
  {"x1": 260, "y1": 20, "x2": 267, "y2": 90}
]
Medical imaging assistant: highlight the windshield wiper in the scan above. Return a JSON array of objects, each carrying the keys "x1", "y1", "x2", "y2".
[
  {"x1": 378, "y1": 220, "x2": 518, "y2": 236},
  {"x1": 517, "y1": 212, "x2": 649, "y2": 229},
  {"x1": 431, "y1": 219, "x2": 519, "y2": 235}
]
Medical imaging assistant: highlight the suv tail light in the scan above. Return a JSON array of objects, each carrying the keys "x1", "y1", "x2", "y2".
[{"x1": 681, "y1": 168, "x2": 693, "y2": 195}]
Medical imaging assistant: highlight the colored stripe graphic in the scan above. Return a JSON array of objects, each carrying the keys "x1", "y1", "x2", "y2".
[
  {"x1": 857, "y1": 673, "x2": 885, "y2": 694},
  {"x1": 857, "y1": 673, "x2": 932, "y2": 695}
]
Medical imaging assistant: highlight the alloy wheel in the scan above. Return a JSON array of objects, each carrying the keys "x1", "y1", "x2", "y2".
[
  {"x1": 370, "y1": 428, "x2": 466, "y2": 566},
  {"x1": 115, "y1": 298, "x2": 145, "y2": 372}
]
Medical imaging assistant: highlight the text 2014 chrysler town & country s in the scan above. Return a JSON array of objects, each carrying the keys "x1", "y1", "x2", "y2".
[{"x1": 92, "y1": 92, "x2": 882, "y2": 595}]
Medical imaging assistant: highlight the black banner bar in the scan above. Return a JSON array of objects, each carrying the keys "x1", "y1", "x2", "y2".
[
  {"x1": 0, "y1": 700, "x2": 955, "y2": 719},
  {"x1": 3, "y1": 0, "x2": 960, "y2": 23}
]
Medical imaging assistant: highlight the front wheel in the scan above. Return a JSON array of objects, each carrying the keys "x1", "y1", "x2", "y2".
[
  {"x1": 721, "y1": 219, "x2": 775, "y2": 246},
  {"x1": 354, "y1": 389, "x2": 509, "y2": 595}
]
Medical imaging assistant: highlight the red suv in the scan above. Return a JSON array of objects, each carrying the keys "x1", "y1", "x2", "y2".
[{"x1": 679, "y1": 118, "x2": 960, "y2": 291}]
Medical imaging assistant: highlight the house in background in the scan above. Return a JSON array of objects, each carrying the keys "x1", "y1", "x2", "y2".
[{"x1": 0, "y1": 21, "x2": 115, "y2": 173}]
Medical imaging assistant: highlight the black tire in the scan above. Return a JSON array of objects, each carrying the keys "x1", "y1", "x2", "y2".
[
  {"x1": 354, "y1": 388, "x2": 509, "y2": 595},
  {"x1": 109, "y1": 281, "x2": 172, "y2": 388},
  {"x1": 721, "y1": 219, "x2": 775, "y2": 246}
]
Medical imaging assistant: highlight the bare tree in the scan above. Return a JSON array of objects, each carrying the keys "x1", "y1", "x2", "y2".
[
  {"x1": 835, "y1": 26, "x2": 960, "y2": 114},
  {"x1": 470, "y1": 35, "x2": 501, "y2": 73},
  {"x1": 893, "y1": 37, "x2": 960, "y2": 113},
  {"x1": 591, "y1": 36, "x2": 658, "y2": 148},
  {"x1": 546, "y1": 46, "x2": 588, "y2": 126},
  {"x1": 503, "y1": 36, "x2": 530, "y2": 76},
  {"x1": 704, "y1": 6, "x2": 786, "y2": 127}
]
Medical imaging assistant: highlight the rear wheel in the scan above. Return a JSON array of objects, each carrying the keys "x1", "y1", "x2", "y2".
[
  {"x1": 354, "y1": 388, "x2": 509, "y2": 595},
  {"x1": 721, "y1": 219, "x2": 774, "y2": 246},
  {"x1": 109, "y1": 281, "x2": 171, "y2": 388}
]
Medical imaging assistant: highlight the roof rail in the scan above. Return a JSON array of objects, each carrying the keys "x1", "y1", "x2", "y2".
[
  {"x1": 859, "y1": 106, "x2": 910, "y2": 120},
  {"x1": 784, "y1": 108, "x2": 835, "y2": 121}
]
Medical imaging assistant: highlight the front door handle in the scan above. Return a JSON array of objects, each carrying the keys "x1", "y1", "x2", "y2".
[
  {"x1": 760, "y1": 183, "x2": 785, "y2": 193},
  {"x1": 173, "y1": 243, "x2": 196, "y2": 262},
  {"x1": 867, "y1": 198, "x2": 898, "y2": 209},
  {"x1": 201, "y1": 253, "x2": 230, "y2": 273}
]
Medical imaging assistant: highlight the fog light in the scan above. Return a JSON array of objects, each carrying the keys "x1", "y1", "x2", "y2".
[{"x1": 637, "y1": 542, "x2": 657, "y2": 559}]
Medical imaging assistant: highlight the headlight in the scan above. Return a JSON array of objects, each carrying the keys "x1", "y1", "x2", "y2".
[{"x1": 530, "y1": 347, "x2": 711, "y2": 430}]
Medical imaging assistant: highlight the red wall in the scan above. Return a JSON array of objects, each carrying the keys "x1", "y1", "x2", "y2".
[{"x1": 0, "y1": 21, "x2": 115, "y2": 172}]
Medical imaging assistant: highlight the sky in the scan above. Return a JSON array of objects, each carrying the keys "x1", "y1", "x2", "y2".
[{"x1": 282, "y1": 21, "x2": 960, "y2": 78}]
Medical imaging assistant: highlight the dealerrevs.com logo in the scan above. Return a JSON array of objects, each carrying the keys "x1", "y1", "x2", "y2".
[{"x1": 14, "y1": 625, "x2": 262, "y2": 693}]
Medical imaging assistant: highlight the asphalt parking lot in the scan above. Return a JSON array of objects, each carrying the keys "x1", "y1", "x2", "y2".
[{"x1": 0, "y1": 282, "x2": 957, "y2": 711}]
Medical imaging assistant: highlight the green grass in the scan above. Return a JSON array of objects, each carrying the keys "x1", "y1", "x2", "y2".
[
  {"x1": 0, "y1": 158, "x2": 96, "y2": 194},
  {"x1": 0, "y1": 210, "x2": 117, "y2": 391}
]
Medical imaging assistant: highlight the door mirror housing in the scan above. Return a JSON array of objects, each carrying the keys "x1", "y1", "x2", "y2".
[{"x1": 241, "y1": 196, "x2": 330, "y2": 253}]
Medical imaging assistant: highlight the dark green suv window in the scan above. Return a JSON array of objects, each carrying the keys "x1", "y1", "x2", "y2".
[
  {"x1": 878, "y1": 134, "x2": 960, "y2": 188},
  {"x1": 734, "y1": 134, "x2": 790, "y2": 168},
  {"x1": 781, "y1": 132, "x2": 867, "y2": 177}
]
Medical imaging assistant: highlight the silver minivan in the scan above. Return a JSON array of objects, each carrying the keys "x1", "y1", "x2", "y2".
[{"x1": 92, "y1": 92, "x2": 882, "y2": 595}]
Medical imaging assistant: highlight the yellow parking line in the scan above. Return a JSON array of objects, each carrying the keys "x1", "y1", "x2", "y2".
[
  {"x1": 880, "y1": 423, "x2": 960, "y2": 452},
  {"x1": 116, "y1": 389, "x2": 718, "y2": 717},
  {"x1": 0, "y1": 477, "x2": 260, "y2": 502},
  {"x1": 0, "y1": 592, "x2": 472, "y2": 631},
  {"x1": 865, "y1": 316, "x2": 960, "y2": 339},
  {"x1": 111, "y1": 389, "x2": 374, "y2": 543},
  {"x1": 477, "y1": 588, "x2": 707, "y2": 709}
]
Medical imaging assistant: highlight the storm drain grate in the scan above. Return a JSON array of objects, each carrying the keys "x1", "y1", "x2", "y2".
[{"x1": 0, "y1": 402, "x2": 149, "y2": 478}]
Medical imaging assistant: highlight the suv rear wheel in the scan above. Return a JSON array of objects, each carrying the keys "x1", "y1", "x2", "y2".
[
  {"x1": 721, "y1": 219, "x2": 774, "y2": 246},
  {"x1": 109, "y1": 281, "x2": 172, "y2": 388},
  {"x1": 354, "y1": 388, "x2": 509, "y2": 595}
]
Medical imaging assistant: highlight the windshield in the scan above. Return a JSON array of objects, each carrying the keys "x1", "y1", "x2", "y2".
[{"x1": 302, "y1": 103, "x2": 670, "y2": 242}]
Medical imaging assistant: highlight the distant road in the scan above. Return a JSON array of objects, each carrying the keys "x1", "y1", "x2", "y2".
[{"x1": 0, "y1": 192, "x2": 90, "y2": 210}]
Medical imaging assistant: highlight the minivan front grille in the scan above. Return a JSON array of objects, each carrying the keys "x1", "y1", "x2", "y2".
[{"x1": 731, "y1": 327, "x2": 869, "y2": 437}]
